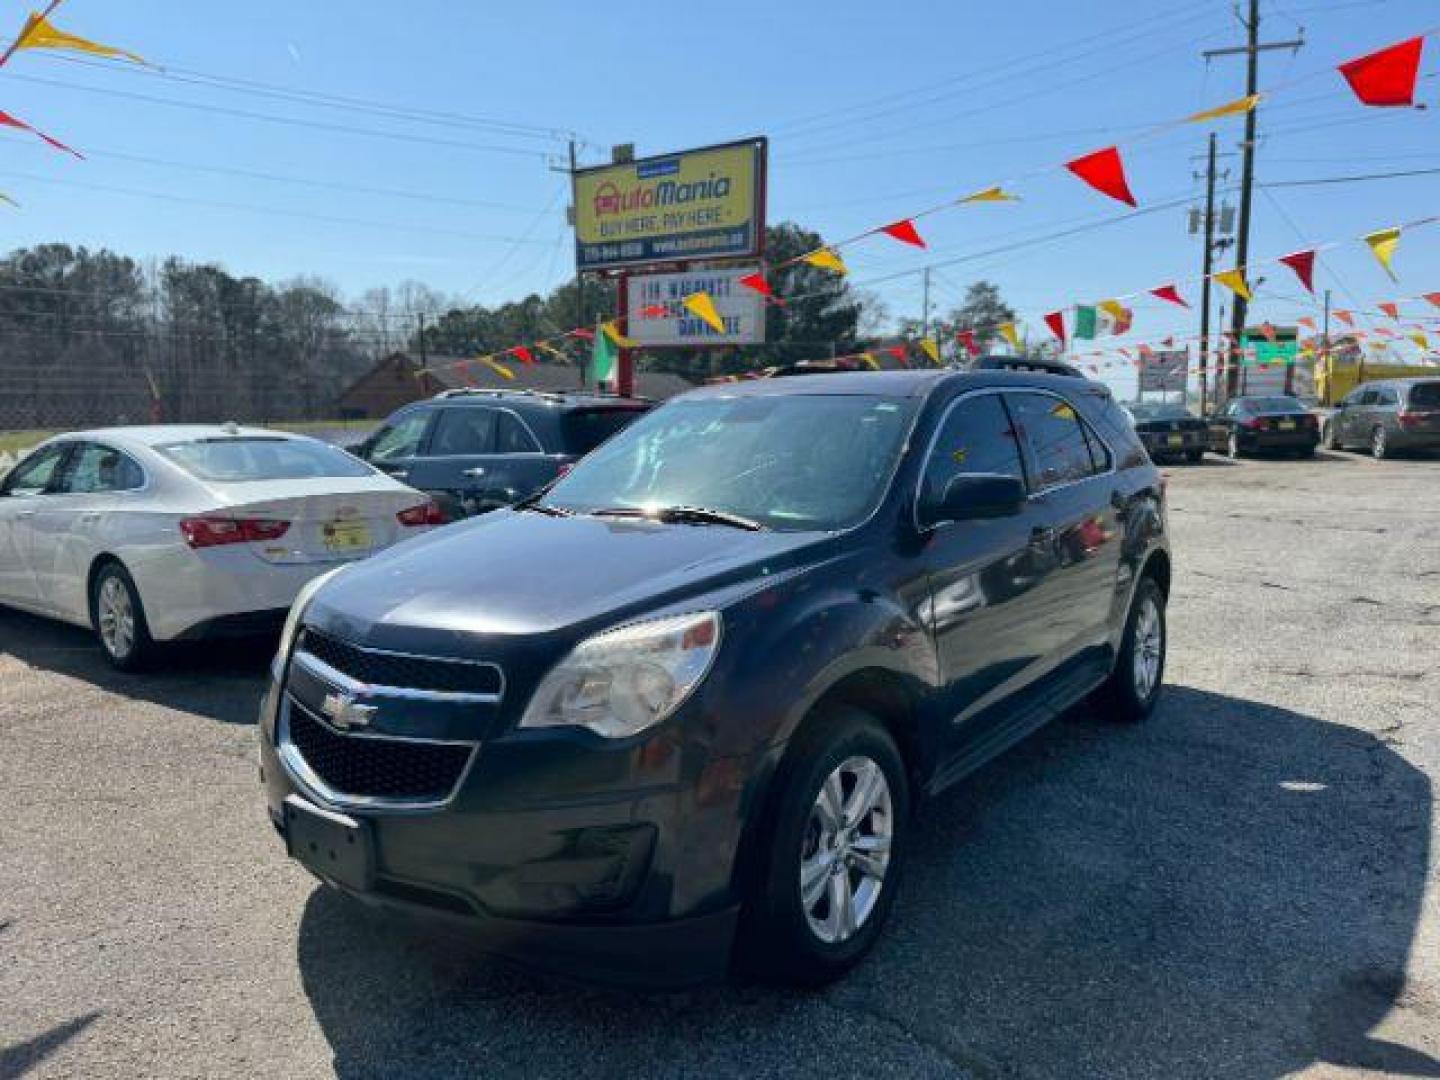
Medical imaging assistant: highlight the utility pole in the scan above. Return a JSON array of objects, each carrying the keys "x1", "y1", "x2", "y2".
[
  {"x1": 920, "y1": 267, "x2": 932, "y2": 342},
  {"x1": 568, "y1": 139, "x2": 586, "y2": 388},
  {"x1": 1204, "y1": 0, "x2": 1303, "y2": 402},
  {"x1": 1198, "y1": 132, "x2": 1218, "y2": 416},
  {"x1": 417, "y1": 312, "x2": 427, "y2": 370}
]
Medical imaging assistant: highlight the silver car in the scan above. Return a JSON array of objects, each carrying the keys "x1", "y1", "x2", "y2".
[{"x1": 1323, "y1": 378, "x2": 1440, "y2": 459}]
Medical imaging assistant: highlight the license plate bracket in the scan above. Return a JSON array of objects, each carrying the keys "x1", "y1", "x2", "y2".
[
  {"x1": 1167, "y1": 434, "x2": 1184, "y2": 446},
  {"x1": 1278, "y1": 419, "x2": 1296, "y2": 430},
  {"x1": 323, "y1": 520, "x2": 371, "y2": 553},
  {"x1": 284, "y1": 795, "x2": 374, "y2": 890}
]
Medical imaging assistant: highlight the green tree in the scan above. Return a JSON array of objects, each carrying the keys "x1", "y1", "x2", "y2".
[{"x1": 946, "y1": 280, "x2": 1016, "y2": 353}]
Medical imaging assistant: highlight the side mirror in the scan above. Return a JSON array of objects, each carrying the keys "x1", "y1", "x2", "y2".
[{"x1": 920, "y1": 473, "x2": 1026, "y2": 528}]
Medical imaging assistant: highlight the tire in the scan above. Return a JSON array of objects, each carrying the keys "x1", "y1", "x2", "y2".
[
  {"x1": 1185, "y1": 450, "x2": 1204, "y2": 464},
  {"x1": 740, "y1": 706, "x2": 909, "y2": 986},
  {"x1": 1091, "y1": 575, "x2": 1166, "y2": 723},
  {"x1": 91, "y1": 561, "x2": 154, "y2": 671},
  {"x1": 1371, "y1": 425, "x2": 1391, "y2": 460},
  {"x1": 1323, "y1": 420, "x2": 1342, "y2": 452},
  {"x1": 1227, "y1": 432, "x2": 1243, "y2": 459}
]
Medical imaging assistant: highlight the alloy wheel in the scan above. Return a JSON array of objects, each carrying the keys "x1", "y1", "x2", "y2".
[
  {"x1": 1132, "y1": 594, "x2": 1163, "y2": 701},
  {"x1": 1372, "y1": 426, "x2": 1388, "y2": 460},
  {"x1": 799, "y1": 755, "x2": 893, "y2": 945},
  {"x1": 97, "y1": 576, "x2": 135, "y2": 660},
  {"x1": 1228, "y1": 433, "x2": 1241, "y2": 458}
]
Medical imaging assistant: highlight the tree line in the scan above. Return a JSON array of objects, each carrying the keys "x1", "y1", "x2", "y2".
[{"x1": 0, "y1": 224, "x2": 1024, "y2": 430}]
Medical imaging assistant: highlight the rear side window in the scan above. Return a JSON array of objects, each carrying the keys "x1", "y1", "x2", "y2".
[
  {"x1": 429, "y1": 408, "x2": 495, "y2": 455},
  {"x1": 560, "y1": 408, "x2": 645, "y2": 455},
  {"x1": 1408, "y1": 382, "x2": 1440, "y2": 408},
  {"x1": 495, "y1": 412, "x2": 541, "y2": 454},
  {"x1": 921, "y1": 394, "x2": 1026, "y2": 506},
  {"x1": 158, "y1": 438, "x2": 373, "y2": 481},
  {"x1": 62, "y1": 443, "x2": 145, "y2": 493},
  {"x1": 1007, "y1": 391, "x2": 1109, "y2": 491}
]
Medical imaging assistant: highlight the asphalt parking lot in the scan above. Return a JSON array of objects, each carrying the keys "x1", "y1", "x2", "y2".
[{"x1": 2, "y1": 450, "x2": 1438, "y2": 1079}]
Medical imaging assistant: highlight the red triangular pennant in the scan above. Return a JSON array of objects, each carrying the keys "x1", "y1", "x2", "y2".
[
  {"x1": 1279, "y1": 249, "x2": 1316, "y2": 294},
  {"x1": 1424, "y1": 292, "x2": 1440, "y2": 310},
  {"x1": 887, "y1": 344, "x2": 907, "y2": 361},
  {"x1": 639, "y1": 304, "x2": 668, "y2": 318},
  {"x1": 1064, "y1": 146, "x2": 1137, "y2": 207},
  {"x1": 955, "y1": 328, "x2": 979, "y2": 357},
  {"x1": 1338, "y1": 36, "x2": 1424, "y2": 107},
  {"x1": 738, "y1": 272, "x2": 773, "y2": 298},
  {"x1": 1334, "y1": 310, "x2": 1355, "y2": 327},
  {"x1": 1150, "y1": 283, "x2": 1190, "y2": 309},
  {"x1": 1379, "y1": 301, "x2": 1401, "y2": 319},
  {"x1": 1044, "y1": 310, "x2": 1066, "y2": 344},
  {"x1": 1298, "y1": 316, "x2": 1316, "y2": 331},
  {"x1": 571, "y1": 328, "x2": 595, "y2": 340},
  {"x1": 1259, "y1": 323, "x2": 1277, "y2": 343},
  {"x1": 0, "y1": 109, "x2": 83, "y2": 158},
  {"x1": 511, "y1": 345, "x2": 535, "y2": 365},
  {"x1": 880, "y1": 218, "x2": 926, "y2": 248}
]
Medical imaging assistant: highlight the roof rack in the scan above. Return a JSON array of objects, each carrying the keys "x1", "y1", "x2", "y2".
[
  {"x1": 971, "y1": 355, "x2": 1086, "y2": 379},
  {"x1": 433, "y1": 387, "x2": 656, "y2": 405}
]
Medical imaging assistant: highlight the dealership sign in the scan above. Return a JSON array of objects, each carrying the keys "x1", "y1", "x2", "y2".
[
  {"x1": 1138, "y1": 348, "x2": 1189, "y2": 392},
  {"x1": 626, "y1": 266, "x2": 766, "y2": 346},
  {"x1": 573, "y1": 138, "x2": 766, "y2": 271}
]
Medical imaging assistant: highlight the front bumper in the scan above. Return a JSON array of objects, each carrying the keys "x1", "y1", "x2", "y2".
[{"x1": 257, "y1": 677, "x2": 756, "y2": 986}]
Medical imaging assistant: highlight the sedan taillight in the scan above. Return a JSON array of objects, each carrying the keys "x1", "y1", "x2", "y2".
[
  {"x1": 1240, "y1": 417, "x2": 1264, "y2": 430},
  {"x1": 1397, "y1": 411, "x2": 1426, "y2": 429},
  {"x1": 397, "y1": 501, "x2": 446, "y2": 527},
  {"x1": 180, "y1": 517, "x2": 291, "y2": 548}
]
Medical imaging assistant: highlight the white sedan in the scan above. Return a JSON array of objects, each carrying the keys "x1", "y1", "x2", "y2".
[{"x1": 0, "y1": 424, "x2": 441, "y2": 669}]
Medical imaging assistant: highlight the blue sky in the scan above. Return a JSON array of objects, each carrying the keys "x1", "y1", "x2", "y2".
[{"x1": 0, "y1": 0, "x2": 1436, "y2": 379}]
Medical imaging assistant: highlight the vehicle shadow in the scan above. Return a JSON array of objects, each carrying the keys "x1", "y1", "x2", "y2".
[
  {"x1": 293, "y1": 686, "x2": 1435, "y2": 1079},
  {"x1": 0, "y1": 606, "x2": 272, "y2": 726}
]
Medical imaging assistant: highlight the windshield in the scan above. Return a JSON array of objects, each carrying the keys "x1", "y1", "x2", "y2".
[
  {"x1": 158, "y1": 437, "x2": 375, "y2": 482},
  {"x1": 540, "y1": 393, "x2": 917, "y2": 532},
  {"x1": 1237, "y1": 396, "x2": 1305, "y2": 414},
  {"x1": 1127, "y1": 403, "x2": 1192, "y2": 421},
  {"x1": 1407, "y1": 382, "x2": 1440, "y2": 408}
]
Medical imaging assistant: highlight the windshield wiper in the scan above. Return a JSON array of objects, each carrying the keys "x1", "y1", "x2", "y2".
[{"x1": 590, "y1": 505, "x2": 767, "y2": 531}]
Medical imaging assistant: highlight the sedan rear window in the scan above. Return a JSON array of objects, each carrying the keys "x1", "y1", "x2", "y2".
[
  {"x1": 560, "y1": 408, "x2": 647, "y2": 455},
  {"x1": 157, "y1": 437, "x2": 374, "y2": 481},
  {"x1": 1407, "y1": 382, "x2": 1440, "y2": 408}
]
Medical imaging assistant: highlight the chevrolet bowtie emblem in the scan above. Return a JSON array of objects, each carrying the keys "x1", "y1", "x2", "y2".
[{"x1": 320, "y1": 691, "x2": 377, "y2": 732}]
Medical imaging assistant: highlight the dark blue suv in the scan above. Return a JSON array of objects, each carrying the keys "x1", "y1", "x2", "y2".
[
  {"x1": 353, "y1": 389, "x2": 651, "y2": 520},
  {"x1": 260, "y1": 370, "x2": 1171, "y2": 986}
]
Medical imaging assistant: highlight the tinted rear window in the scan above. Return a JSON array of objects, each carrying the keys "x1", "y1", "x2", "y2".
[
  {"x1": 560, "y1": 408, "x2": 647, "y2": 455},
  {"x1": 157, "y1": 437, "x2": 374, "y2": 481},
  {"x1": 1407, "y1": 382, "x2": 1440, "y2": 408}
]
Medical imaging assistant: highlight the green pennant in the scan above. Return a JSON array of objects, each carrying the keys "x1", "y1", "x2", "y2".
[
  {"x1": 1074, "y1": 305, "x2": 1098, "y2": 341},
  {"x1": 591, "y1": 323, "x2": 617, "y2": 384}
]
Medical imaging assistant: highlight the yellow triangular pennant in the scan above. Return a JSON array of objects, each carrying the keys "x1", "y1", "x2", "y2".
[
  {"x1": 1410, "y1": 330, "x2": 1430, "y2": 351},
  {"x1": 960, "y1": 186, "x2": 1019, "y2": 204},
  {"x1": 860, "y1": 352, "x2": 880, "y2": 370},
  {"x1": 1098, "y1": 300, "x2": 1128, "y2": 322},
  {"x1": 801, "y1": 248, "x2": 847, "y2": 275},
  {"x1": 1363, "y1": 227, "x2": 1401, "y2": 281},
  {"x1": 919, "y1": 337, "x2": 941, "y2": 365},
  {"x1": 14, "y1": 12, "x2": 149, "y2": 65},
  {"x1": 601, "y1": 319, "x2": 637, "y2": 348},
  {"x1": 1213, "y1": 268, "x2": 1252, "y2": 302},
  {"x1": 998, "y1": 322, "x2": 1020, "y2": 348},
  {"x1": 682, "y1": 291, "x2": 727, "y2": 334},
  {"x1": 1187, "y1": 94, "x2": 1261, "y2": 123},
  {"x1": 535, "y1": 342, "x2": 568, "y2": 362},
  {"x1": 481, "y1": 356, "x2": 515, "y2": 381}
]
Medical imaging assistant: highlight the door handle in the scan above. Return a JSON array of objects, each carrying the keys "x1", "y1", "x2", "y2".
[
  {"x1": 389, "y1": 469, "x2": 409, "y2": 480},
  {"x1": 461, "y1": 467, "x2": 487, "y2": 478},
  {"x1": 80, "y1": 512, "x2": 100, "y2": 523},
  {"x1": 16, "y1": 510, "x2": 35, "y2": 519}
]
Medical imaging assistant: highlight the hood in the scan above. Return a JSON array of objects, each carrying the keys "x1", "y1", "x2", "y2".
[{"x1": 305, "y1": 508, "x2": 829, "y2": 653}]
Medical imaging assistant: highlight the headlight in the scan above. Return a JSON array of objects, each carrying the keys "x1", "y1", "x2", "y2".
[
  {"x1": 277, "y1": 567, "x2": 345, "y2": 661},
  {"x1": 519, "y1": 611, "x2": 722, "y2": 739}
]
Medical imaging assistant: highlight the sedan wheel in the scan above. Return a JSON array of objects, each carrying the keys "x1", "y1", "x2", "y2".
[
  {"x1": 1132, "y1": 595, "x2": 1164, "y2": 702},
  {"x1": 1323, "y1": 421, "x2": 1341, "y2": 451},
  {"x1": 92, "y1": 564, "x2": 154, "y2": 671},
  {"x1": 1227, "y1": 432, "x2": 1242, "y2": 459},
  {"x1": 799, "y1": 756, "x2": 893, "y2": 945}
]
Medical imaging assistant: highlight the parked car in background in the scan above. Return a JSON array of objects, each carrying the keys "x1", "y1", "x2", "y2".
[
  {"x1": 1124, "y1": 401, "x2": 1208, "y2": 463},
  {"x1": 352, "y1": 389, "x2": 653, "y2": 521},
  {"x1": 259, "y1": 370, "x2": 1171, "y2": 987},
  {"x1": 1207, "y1": 395, "x2": 1319, "y2": 458},
  {"x1": 1322, "y1": 378, "x2": 1440, "y2": 459},
  {"x1": 0, "y1": 425, "x2": 436, "y2": 669}
]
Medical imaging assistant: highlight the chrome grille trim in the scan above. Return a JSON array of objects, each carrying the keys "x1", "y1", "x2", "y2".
[
  {"x1": 292, "y1": 646, "x2": 503, "y2": 705},
  {"x1": 277, "y1": 695, "x2": 480, "y2": 812}
]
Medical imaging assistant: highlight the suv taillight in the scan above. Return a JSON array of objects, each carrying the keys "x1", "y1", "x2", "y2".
[
  {"x1": 1397, "y1": 411, "x2": 1424, "y2": 429},
  {"x1": 180, "y1": 517, "x2": 290, "y2": 548},
  {"x1": 397, "y1": 501, "x2": 446, "y2": 527},
  {"x1": 1240, "y1": 417, "x2": 1264, "y2": 430}
]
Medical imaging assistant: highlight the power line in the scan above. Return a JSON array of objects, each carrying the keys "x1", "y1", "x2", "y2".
[
  {"x1": 0, "y1": 71, "x2": 556, "y2": 158},
  {"x1": 1262, "y1": 165, "x2": 1440, "y2": 187},
  {"x1": 0, "y1": 167, "x2": 560, "y2": 246}
]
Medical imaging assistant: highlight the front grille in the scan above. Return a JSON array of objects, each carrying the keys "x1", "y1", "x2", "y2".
[
  {"x1": 285, "y1": 699, "x2": 473, "y2": 802},
  {"x1": 298, "y1": 629, "x2": 502, "y2": 696}
]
